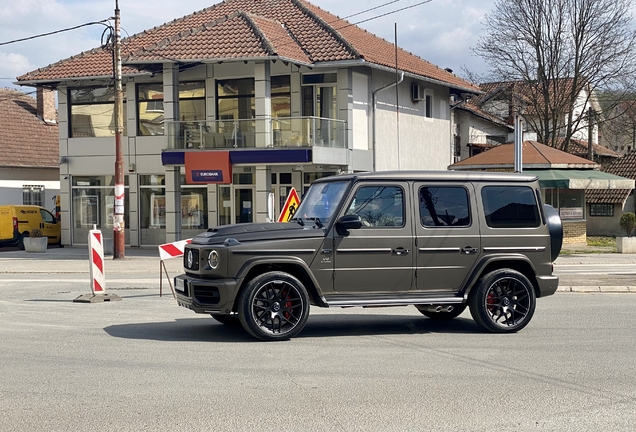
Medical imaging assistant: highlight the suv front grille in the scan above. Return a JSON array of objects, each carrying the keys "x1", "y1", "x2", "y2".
[{"x1": 183, "y1": 248, "x2": 199, "y2": 271}]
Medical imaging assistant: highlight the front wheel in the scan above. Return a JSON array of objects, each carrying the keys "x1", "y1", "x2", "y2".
[
  {"x1": 237, "y1": 271, "x2": 310, "y2": 341},
  {"x1": 468, "y1": 269, "x2": 536, "y2": 333}
]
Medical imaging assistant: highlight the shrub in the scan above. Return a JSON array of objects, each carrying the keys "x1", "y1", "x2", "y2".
[
  {"x1": 29, "y1": 228, "x2": 43, "y2": 238},
  {"x1": 619, "y1": 212, "x2": 636, "y2": 237}
]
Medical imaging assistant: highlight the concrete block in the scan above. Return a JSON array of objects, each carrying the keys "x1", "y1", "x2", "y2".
[{"x1": 600, "y1": 286, "x2": 630, "y2": 293}]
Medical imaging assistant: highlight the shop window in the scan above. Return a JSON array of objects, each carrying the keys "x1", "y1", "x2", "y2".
[
  {"x1": 69, "y1": 87, "x2": 127, "y2": 137},
  {"x1": 71, "y1": 176, "x2": 130, "y2": 245}
]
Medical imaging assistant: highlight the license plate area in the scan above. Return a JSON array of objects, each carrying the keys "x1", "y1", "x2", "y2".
[{"x1": 175, "y1": 277, "x2": 187, "y2": 295}]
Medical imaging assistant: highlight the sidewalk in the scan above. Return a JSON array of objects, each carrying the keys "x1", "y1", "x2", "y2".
[{"x1": 1, "y1": 244, "x2": 635, "y2": 293}]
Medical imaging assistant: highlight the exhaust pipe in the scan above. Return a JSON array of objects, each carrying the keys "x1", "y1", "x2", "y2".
[{"x1": 420, "y1": 305, "x2": 454, "y2": 313}]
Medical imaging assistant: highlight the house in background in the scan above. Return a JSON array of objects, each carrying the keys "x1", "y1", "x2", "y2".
[
  {"x1": 452, "y1": 79, "x2": 604, "y2": 163},
  {"x1": 449, "y1": 141, "x2": 634, "y2": 246},
  {"x1": 0, "y1": 88, "x2": 59, "y2": 209},
  {"x1": 14, "y1": 0, "x2": 480, "y2": 247},
  {"x1": 586, "y1": 151, "x2": 636, "y2": 237}
]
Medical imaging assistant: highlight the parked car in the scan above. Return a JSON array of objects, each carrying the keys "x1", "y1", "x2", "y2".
[
  {"x1": 0, "y1": 205, "x2": 62, "y2": 249},
  {"x1": 174, "y1": 171, "x2": 563, "y2": 341}
]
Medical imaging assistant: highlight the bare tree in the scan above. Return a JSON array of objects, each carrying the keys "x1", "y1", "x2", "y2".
[{"x1": 474, "y1": 0, "x2": 636, "y2": 151}]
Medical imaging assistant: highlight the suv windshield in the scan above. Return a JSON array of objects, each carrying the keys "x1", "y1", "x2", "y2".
[{"x1": 293, "y1": 180, "x2": 350, "y2": 226}]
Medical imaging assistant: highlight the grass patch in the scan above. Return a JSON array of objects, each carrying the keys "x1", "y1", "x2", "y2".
[{"x1": 587, "y1": 236, "x2": 616, "y2": 247}]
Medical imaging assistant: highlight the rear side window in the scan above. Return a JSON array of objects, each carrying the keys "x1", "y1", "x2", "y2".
[
  {"x1": 482, "y1": 186, "x2": 540, "y2": 228},
  {"x1": 419, "y1": 186, "x2": 470, "y2": 227}
]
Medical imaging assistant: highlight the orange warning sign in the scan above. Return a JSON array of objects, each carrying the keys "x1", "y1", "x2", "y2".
[{"x1": 278, "y1": 188, "x2": 301, "y2": 222}]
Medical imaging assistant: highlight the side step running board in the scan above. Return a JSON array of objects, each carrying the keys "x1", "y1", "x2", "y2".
[{"x1": 324, "y1": 295, "x2": 465, "y2": 308}]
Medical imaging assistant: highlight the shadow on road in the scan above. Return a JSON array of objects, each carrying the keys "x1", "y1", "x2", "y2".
[{"x1": 103, "y1": 314, "x2": 482, "y2": 342}]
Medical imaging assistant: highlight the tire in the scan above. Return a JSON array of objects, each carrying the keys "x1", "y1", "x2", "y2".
[
  {"x1": 211, "y1": 314, "x2": 240, "y2": 326},
  {"x1": 17, "y1": 232, "x2": 29, "y2": 250},
  {"x1": 416, "y1": 304, "x2": 467, "y2": 321},
  {"x1": 237, "y1": 271, "x2": 310, "y2": 341},
  {"x1": 468, "y1": 269, "x2": 536, "y2": 333}
]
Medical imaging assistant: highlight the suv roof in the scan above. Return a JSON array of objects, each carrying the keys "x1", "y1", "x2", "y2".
[{"x1": 314, "y1": 170, "x2": 540, "y2": 183}]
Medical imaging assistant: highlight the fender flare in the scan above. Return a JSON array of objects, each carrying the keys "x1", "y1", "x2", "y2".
[{"x1": 461, "y1": 254, "x2": 538, "y2": 297}]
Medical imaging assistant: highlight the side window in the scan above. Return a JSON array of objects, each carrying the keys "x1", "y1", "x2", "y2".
[
  {"x1": 40, "y1": 209, "x2": 55, "y2": 224},
  {"x1": 482, "y1": 186, "x2": 540, "y2": 228},
  {"x1": 345, "y1": 186, "x2": 404, "y2": 227},
  {"x1": 419, "y1": 186, "x2": 470, "y2": 227}
]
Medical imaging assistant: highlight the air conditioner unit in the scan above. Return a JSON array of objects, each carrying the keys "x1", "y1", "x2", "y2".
[{"x1": 412, "y1": 83, "x2": 425, "y2": 101}]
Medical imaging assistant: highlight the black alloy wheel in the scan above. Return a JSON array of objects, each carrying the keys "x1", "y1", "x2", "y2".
[
  {"x1": 468, "y1": 269, "x2": 536, "y2": 333},
  {"x1": 237, "y1": 271, "x2": 310, "y2": 341}
]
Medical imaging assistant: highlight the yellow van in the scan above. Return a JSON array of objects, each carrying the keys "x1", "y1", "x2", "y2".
[{"x1": 0, "y1": 205, "x2": 62, "y2": 249}]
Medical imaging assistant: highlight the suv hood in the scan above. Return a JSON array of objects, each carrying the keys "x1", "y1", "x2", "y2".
[{"x1": 191, "y1": 222, "x2": 324, "y2": 245}]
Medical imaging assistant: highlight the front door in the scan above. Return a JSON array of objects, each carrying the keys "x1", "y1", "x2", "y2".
[
  {"x1": 39, "y1": 208, "x2": 60, "y2": 244},
  {"x1": 414, "y1": 183, "x2": 481, "y2": 293},
  {"x1": 332, "y1": 182, "x2": 414, "y2": 293}
]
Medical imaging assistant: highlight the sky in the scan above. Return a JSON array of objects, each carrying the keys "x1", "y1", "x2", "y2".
[{"x1": 0, "y1": 0, "x2": 495, "y2": 94}]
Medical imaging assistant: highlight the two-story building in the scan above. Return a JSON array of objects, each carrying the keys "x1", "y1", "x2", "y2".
[{"x1": 15, "y1": 0, "x2": 479, "y2": 247}]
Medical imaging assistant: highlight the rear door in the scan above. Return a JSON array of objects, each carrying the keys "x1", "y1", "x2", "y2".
[
  {"x1": 414, "y1": 182, "x2": 481, "y2": 293},
  {"x1": 332, "y1": 181, "x2": 414, "y2": 293}
]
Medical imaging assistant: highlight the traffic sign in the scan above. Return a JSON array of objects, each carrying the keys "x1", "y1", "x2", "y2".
[{"x1": 278, "y1": 187, "x2": 301, "y2": 222}]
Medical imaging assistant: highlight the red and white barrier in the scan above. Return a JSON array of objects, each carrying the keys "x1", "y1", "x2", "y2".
[
  {"x1": 158, "y1": 238, "x2": 192, "y2": 298},
  {"x1": 88, "y1": 228, "x2": 106, "y2": 294},
  {"x1": 158, "y1": 239, "x2": 192, "y2": 260}
]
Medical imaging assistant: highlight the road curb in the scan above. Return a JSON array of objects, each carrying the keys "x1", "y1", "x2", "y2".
[{"x1": 558, "y1": 286, "x2": 636, "y2": 293}]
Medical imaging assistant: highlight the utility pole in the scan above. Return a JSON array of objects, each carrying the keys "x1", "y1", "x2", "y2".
[{"x1": 113, "y1": 0, "x2": 125, "y2": 258}]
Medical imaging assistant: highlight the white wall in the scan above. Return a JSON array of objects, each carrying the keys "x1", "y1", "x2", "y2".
[
  {"x1": 0, "y1": 180, "x2": 60, "y2": 209},
  {"x1": 373, "y1": 70, "x2": 451, "y2": 171}
]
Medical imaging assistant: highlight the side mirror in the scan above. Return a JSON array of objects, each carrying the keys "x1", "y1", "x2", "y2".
[{"x1": 336, "y1": 214, "x2": 362, "y2": 231}]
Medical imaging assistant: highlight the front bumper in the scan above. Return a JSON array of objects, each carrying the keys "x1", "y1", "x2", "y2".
[
  {"x1": 537, "y1": 275, "x2": 559, "y2": 297},
  {"x1": 174, "y1": 274, "x2": 239, "y2": 314}
]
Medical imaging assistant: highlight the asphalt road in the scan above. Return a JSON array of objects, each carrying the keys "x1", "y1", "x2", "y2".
[{"x1": 1, "y1": 256, "x2": 635, "y2": 431}]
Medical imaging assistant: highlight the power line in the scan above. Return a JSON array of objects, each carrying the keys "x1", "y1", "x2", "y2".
[{"x1": 0, "y1": 19, "x2": 111, "y2": 47}]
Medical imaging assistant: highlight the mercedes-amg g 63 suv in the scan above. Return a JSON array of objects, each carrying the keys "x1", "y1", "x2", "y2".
[{"x1": 175, "y1": 171, "x2": 562, "y2": 341}]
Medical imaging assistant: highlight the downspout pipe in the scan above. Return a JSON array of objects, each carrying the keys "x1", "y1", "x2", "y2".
[{"x1": 372, "y1": 71, "x2": 404, "y2": 172}]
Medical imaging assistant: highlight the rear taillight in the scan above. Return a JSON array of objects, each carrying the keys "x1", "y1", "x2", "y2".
[{"x1": 12, "y1": 216, "x2": 18, "y2": 230}]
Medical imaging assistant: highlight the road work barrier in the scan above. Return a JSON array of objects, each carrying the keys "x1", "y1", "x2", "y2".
[{"x1": 158, "y1": 239, "x2": 192, "y2": 298}]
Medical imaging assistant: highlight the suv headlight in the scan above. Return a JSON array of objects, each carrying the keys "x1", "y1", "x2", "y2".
[{"x1": 208, "y1": 250, "x2": 220, "y2": 269}]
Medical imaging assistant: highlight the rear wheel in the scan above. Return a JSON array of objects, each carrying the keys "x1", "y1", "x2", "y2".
[
  {"x1": 468, "y1": 269, "x2": 536, "y2": 333},
  {"x1": 416, "y1": 304, "x2": 467, "y2": 321},
  {"x1": 237, "y1": 271, "x2": 310, "y2": 341}
]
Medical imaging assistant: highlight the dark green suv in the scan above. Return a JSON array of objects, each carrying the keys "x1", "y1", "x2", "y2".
[{"x1": 175, "y1": 171, "x2": 562, "y2": 341}]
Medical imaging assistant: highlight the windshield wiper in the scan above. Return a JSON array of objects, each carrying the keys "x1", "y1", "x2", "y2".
[
  {"x1": 289, "y1": 217, "x2": 304, "y2": 226},
  {"x1": 305, "y1": 217, "x2": 323, "y2": 228}
]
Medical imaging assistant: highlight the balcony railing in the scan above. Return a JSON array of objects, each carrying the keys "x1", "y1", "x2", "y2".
[{"x1": 164, "y1": 117, "x2": 346, "y2": 150}]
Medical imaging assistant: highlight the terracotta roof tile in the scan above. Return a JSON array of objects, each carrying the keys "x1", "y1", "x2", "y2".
[
  {"x1": 0, "y1": 88, "x2": 58, "y2": 168},
  {"x1": 585, "y1": 189, "x2": 631, "y2": 204},
  {"x1": 450, "y1": 140, "x2": 598, "y2": 169},
  {"x1": 17, "y1": 0, "x2": 478, "y2": 93},
  {"x1": 603, "y1": 150, "x2": 636, "y2": 180}
]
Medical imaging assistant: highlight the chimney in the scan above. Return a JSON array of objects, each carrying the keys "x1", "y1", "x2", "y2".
[{"x1": 37, "y1": 87, "x2": 56, "y2": 124}]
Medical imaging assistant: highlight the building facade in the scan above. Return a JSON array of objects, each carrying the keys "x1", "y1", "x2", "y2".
[{"x1": 16, "y1": 0, "x2": 479, "y2": 246}]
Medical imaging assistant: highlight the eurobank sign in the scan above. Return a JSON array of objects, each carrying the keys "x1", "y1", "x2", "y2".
[{"x1": 184, "y1": 151, "x2": 232, "y2": 184}]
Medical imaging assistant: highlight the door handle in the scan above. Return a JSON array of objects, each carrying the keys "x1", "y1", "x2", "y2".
[
  {"x1": 393, "y1": 247, "x2": 410, "y2": 256},
  {"x1": 461, "y1": 246, "x2": 478, "y2": 255}
]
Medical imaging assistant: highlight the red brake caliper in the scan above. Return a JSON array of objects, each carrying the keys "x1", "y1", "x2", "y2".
[{"x1": 486, "y1": 292, "x2": 496, "y2": 311}]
